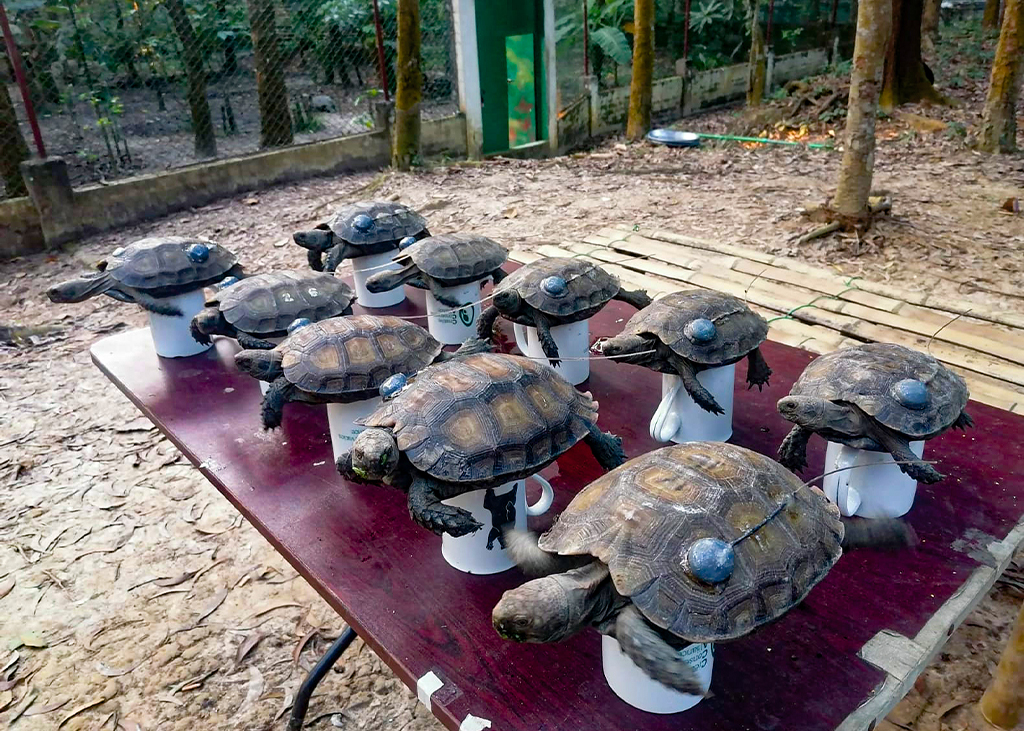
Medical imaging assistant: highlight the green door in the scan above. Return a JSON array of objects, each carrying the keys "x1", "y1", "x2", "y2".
[{"x1": 476, "y1": 0, "x2": 546, "y2": 155}]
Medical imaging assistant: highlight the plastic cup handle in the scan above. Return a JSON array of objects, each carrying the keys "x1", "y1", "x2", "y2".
[
  {"x1": 526, "y1": 474, "x2": 554, "y2": 517},
  {"x1": 513, "y1": 322, "x2": 530, "y2": 354},
  {"x1": 834, "y1": 447, "x2": 862, "y2": 516},
  {"x1": 649, "y1": 379, "x2": 683, "y2": 442}
]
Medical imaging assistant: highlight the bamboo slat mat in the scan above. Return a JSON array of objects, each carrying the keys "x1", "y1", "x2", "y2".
[{"x1": 509, "y1": 224, "x2": 1024, "y2": 414}]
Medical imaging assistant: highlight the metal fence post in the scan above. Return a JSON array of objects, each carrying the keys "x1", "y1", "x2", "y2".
[{"x1": 0, "y1": 0, "x2": 46, "y2": 158}]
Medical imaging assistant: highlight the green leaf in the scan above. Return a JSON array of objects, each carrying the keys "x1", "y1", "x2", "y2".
[{"x1": 590, "y1": 26, "x2": 632, "y2": 66}]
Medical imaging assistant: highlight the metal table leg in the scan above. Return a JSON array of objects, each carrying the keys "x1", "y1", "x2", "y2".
[{"x1": 287, "y1": 627, "x2": 358, "y2": 730}]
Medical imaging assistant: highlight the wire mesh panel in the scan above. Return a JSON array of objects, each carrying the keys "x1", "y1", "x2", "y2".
[{"x1": 0, "y1": 0, "x2": 458, "y2": 198}]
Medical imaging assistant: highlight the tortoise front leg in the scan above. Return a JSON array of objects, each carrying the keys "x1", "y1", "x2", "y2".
[
  {"x1": 476, "y1": 305, "x2": 502, "y2": 342},
  {"x1": 666, "y1": 352, "x2": 724, "y2": 415},
  {"x1": 864, "y1": 420, "x2": 945, "y2": 484},
  {"x1": 129, "y1": 289, "x2": 185, "y2": 317},
  {"x1": 953, "y1": 410, "x2": 974, "y2": 430},
  {"x1": 778, "y1": 425, "x2": 813, "y2": 473},
  {"x1": 583, "y1": 421, "x2": 626, "y2": 470},
  {"x1": 261, "y1": 377, "x2": 296, "y2": 430},
  {"x1": 613, "y1": 287, "x2": 653, "y2": 311},
  {"x1": 236, "y1": 332, "x2": 276, "y2": 350},
  {"x1": 611, "y1": 605, "x2": 706, "y2": 696},
  {"x1": 408, "y1": 476, "x2": 482, "y2": 537},
  {"x1": 746, "y1": 347, "x2": 772, "y2": 390},
  {"x1": 307, "y1": 248, "x2": 325, "y2": 272},
  {"x1": 491, "y1": 267, "x2": 507, "y2": 285},
  {"x1": 427, "y1": 276, "x2": 467, "y2": 309},
  {"x1": 532, "y1": 312, "x2": 561, "y2": 367},
  {"x1": 324, "y1": 243, "x2": 355, "y2": 273}
]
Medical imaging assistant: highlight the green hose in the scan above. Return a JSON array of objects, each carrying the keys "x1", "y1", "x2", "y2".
[{"x1": 696, "y1": 132, "x2": 835, "y2": 150}]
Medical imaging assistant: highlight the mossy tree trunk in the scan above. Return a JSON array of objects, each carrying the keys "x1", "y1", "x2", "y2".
[
  {"x1": 164, "y1": 0, "x2": 217, "y2": 157},
  {"x1": 247, "y1": 0, "x2": 293, "y2": 148},
  {"x1": 979, "y1": 600, "x2": 1024, "y2": 729},
  {"x1": 977, "y1": 0, "x2": 1023, "y2": 152},
  {"x1": 880, "y1": 0, "x2": 947, "y2": 108},
  {"x1": 392, "y1": 0, "x2": 422, "y2": 170},
  {"x1": 626, "y1": 0, "x2": 654, "y2": 139},
  {"x1": 983, "y1": 0, "x2": 1001, "y2": 28},
  {"x1": 747, "y1": 0, "x2": 767, "y2": 106},
  {"x1": 0, "y1": 56, "x2": 29, "y2": 197},
  {"x1": 921, "y1": 0, "x2": 940, "y2": 54},
  {"x1": 833, "y1": 0, "x2": 892, "y2": 217}
]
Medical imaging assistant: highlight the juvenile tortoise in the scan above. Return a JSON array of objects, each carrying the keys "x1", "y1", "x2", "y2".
[
  {"x1": 492, "y1": 442, "x2": 914, "y2": 695},
  {"x1": 292, "y1": 201, "x2": 430, "y2": 273},
  {"x1": 190, "y1": 271, "x2": 356, "y2": 349},
  {"x1": 599, "y1": 289, "x2": 771, "y2": 415},
  {"x1": 336, "y1": 352, "x2": 626, "y2": 537},
  {"x1": 476, "y1": 257, "x2": 652, "y2": 366},
  {"x1": 364, "y1": 233, "x2": 508, "y2": 308},
  {"x1": 47, "y1": 237, "x2": 242, "y2": 316},
  {"x1": 234, "y1": 315, "x2": 489, "y2": 429},
  {"x1": 777, "y1": 342, "x2": 973, "y2": 484}
]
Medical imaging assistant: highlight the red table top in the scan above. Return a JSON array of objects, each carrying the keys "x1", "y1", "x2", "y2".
[{"x1": 90, "y1": 285, "x2": 1024, "y2": 731}]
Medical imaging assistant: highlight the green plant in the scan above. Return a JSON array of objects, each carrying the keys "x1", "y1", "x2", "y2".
[{"x1": 945, "y1": 121, "x2": 967, "y2": 138}]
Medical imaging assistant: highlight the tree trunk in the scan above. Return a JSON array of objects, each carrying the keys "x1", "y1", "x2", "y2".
[
  {"x1": 921, "y1": 0, "x2": 940, "y2": 54},
  {"x1": 880, "y1": 0, "x2": 947, "y2": 108},
  {"x1": 833, "y1": 0, "x2": 892, "y2": 217},
  {"x1": 247, "y1": 0, "x2": 293, "y2": 148},
  {"x1": 748, "y1": 0, "x2": 767, "y2": 106},
  {"x1": 0, "y1": 63, "x2": 30, "y2": 197},
  {"x1": 216, "y1": 0, "x2": 239, "y2": 76},
  {"x1": 984, "y1": 0, "x2": 1001, "y2": 28},
  {"x1": 977, "y1": 0, "x2": 1023, "y2": 152},
  {"x1": 392, "y1": 0, "x2": 422, "y2": 170},
  {"x1": 164, "y1": 0, "x2": 217, "y2": 157},
  {"x1": 626, "y1": 0, "x2": 654, "y2": 139},
  {"x1": 979, "y1": 600, "x2": 1024, "y2": 729}
]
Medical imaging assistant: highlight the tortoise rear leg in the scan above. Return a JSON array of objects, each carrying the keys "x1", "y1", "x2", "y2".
[
  {"x1": 261, "y1": 377, "x2": 296, "y2": 430},
  {"x1": 236, "y1": 332, "x2": 276, "y2": 350},
  {"x1": 477, "y1": 305, "x2": 502, "y2": 342},
  {"x1": 533, "y1": 312, "x2": 561, "y2": 367},
  {"x1": 864, "y1": 421, "x2": 945, "y2": 484},
  {"x1": 746, "y1": 347, "x2": 772, "y2": 390},
  {"x1": 611, "y1": 605, "x2": 706, "y2": 696},
  {"x1": 666, "y1": 353, "x2": 724, "y2": 415},
  {"x1": 130, "y1": 290, "x2": 184, "y2": 317},
  {"x1": 953, "y1": 410, "x2": 974, "y2": 430},
  {"x1": 613, "y1": 287, "x2": 653, "y2": 311},
  {"x1": 584, "y1": 422, "x2": 626, "y2": 470},
  {"x1": 778, "y1": 425, "x2": 812, "y2": 473},
  {"x1": 408, "y1": 476, "x2": 482, "y2": 537},
  {"x1": 427, "y1": 276, "x2": 467, "y2": 309}
]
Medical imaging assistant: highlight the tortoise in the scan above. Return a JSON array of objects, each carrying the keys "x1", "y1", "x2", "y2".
[
  {"x1": 476, "y1": 257, "x2": 653, "y2": 366},
  {"x1": 598, "y1": 290, "x2": 772, "y2": 415},
  {"x1": 777, "y1": 342, "x2": 973, "y2": 484},
  {"x1": 47, "y1": 237, "x2": 242, "y2": 317},
  {"x1": 336, "y1": 352, "x2": 627, "y2": 538},
  {"x1": 190, "y1": 271, "x2": 357, "y2": 350},
  {"x1": 364, "y1": 234, "x2": 509, "y2": 308},
  {"x1": 234, "y1": 315, "x2": 490, "y2": 430},
  {"x1": 292, "y1": 201, "x2": 430, "y2": 273},
  {"x1": 492, "y1": 442, "x2": 914, "y2": 695}
]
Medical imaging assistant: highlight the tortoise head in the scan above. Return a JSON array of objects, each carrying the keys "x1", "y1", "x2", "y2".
[
  {"x1": 598, "y1": 333, "x2": 652, "y2": 361},
  {"x1": 47, "y1": 272, "x2": 110, "y2": 303},
  {"x1": 234, "y1": 348, "x2": 284, "y2": 382},
  {"x1": 190, "y1": 306, "x2": 227, "y2": 341},
  {"x1": 777, "y1": 395, "x2": 828, "y2": 429},
  {"x1": 292, "y1": 227, "x2": 335, "y2": 253},
  {"x1": 350, "y1": 427, "x2": 400, "y2": 482},
  {"x1": 492, "y1": 576, "x2": 578, "y2": 643},
  {"x1": 491, "y1": 287, "x2": 522, "y2": 315}
]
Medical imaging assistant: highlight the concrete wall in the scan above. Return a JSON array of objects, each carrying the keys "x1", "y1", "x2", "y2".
[
  {"x1": 556, "y1": 95, "x2": 591, "y2": 153},
  {"x1": 773, "y1": 48, "x2": 830, "y2": 86},
  {"x1": 3, "y1": 114, "x2": 467, "y2": 259},
  {"x1": 683, "y1": 62, "x2": 751, "y2": 114}
]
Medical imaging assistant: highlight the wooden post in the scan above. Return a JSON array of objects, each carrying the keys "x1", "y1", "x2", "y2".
[{"x1": 979, "y1": 599, "x2": 1024, "y2": 730}]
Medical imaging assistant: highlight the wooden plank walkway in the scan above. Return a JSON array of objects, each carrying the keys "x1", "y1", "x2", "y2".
[{"x1": 508, "y1": 224, "x2": 1024, "y2": 414}]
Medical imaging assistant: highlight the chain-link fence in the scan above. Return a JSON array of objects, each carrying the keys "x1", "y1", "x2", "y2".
[{"x1": 0, "y1": 0, "x2": 457, "y2": 199}]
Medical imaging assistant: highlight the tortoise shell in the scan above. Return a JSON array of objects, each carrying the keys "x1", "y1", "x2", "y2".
[
  {"x1": 212, "y1": 271, "x2": 356, "y2": 336},
  {"x1": 623, "y1": 290, "x2": 768, "y2": 366},
  {"x1": 494, "y1": 257, "x2": 620, "y2": 318},
  {"x1": 399, "y1": 234, "x2": 508, "y2": 284},
  {"x1": 360, "y1": 353, "x2": 598, "y2": 483},
  {"x1": 280, "y1": 315, "x2": 442, "y2": 397},
  {"x1": 326, "y1": 201, "x2": 428, "y2": 247},
  {"x1": 540, "y1": 442, "x2": 843, "y2": 643},
  {"x1": 788, "y1": 343, "x2": 969, "y2": 437},
  {"x1": 105, "y1": 237, "x2": 238, "y2": 292}
]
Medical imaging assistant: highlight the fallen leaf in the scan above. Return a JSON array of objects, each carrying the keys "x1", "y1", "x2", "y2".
[
  {"x1": 235, "y1": 633, "x2": 264, "y2": 666},
  {"x1": 155, "y1": 692, "x2": 185, "y2": 707},
  {"x1": 97, "y1": 659, "x2": 145, "y2": 677},
  {"x1": 195, "y1": 587, "x2": 228, "y2": 623},
  {"x1": 192, "y1": 558, "x2": 229, "y2": 584},
  {"x1": 57, "y1": 683, "x2": 118, "y2": 728},
  {"x1": 154, "y1": 572, "x2": 197, "y2": 588},
  {"x1": 0, "y1": 577, "x2": 14, "y2": 600},
  {"x1": 8, "y1": 688, "x2": 38, "y2": 724},
  {"x1": 23, "y1": 697, "x2": 69, "y2": 715},
  {"x1": 20, "y1": 631, "x2": 48, "y2": 649},
  {"x1": 172, "y1": 666, "x2": 219, "y2": 695},
  {"x1": 274, "y1": 690, "x2": 294, "y2": 721},
  {"x1": 151, "y1": 588, "x2": 189, "y2": 600},
  {"x1": 243, "y1": 197, "x2": 259, "y2": 206},
  {"x1": 293, "y1": 629, "x2": 319, "y2": 666},
  {"x1": 1002, "y1": 197, "x2": 1021, "y2": 214},
  {"x1": 246, "y1": 601, "x2": 304, "y2": 621},
  {"x1": 118, "y1": 719, "x2": 145, "y2": 730},
  {"x1": 237, "y1": 667, "x2": 264, "y2": 715},
  {"x1": 0, "y1": 689, "x2": 13, "y2": 712}
]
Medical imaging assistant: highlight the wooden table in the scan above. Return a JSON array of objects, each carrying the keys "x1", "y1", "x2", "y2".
[{"x1": 91, "y1": 287, "x2": 1024, "y2": 731}]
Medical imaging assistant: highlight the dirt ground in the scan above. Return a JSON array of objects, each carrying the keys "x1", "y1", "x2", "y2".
[{"x1": 3, "y1": 18, "x2": 1024, "y2": 731}]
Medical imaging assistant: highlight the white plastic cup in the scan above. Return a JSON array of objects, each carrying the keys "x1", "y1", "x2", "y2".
[
  {"x1": 257, "y1": 337, "x2": 286, "y2": 395},
  {"x1": 602, "y1": 635, "x2": 713, "y2": 714},
  {"x1": 327, "y1": 397, "x2": 383, "y2": 461},
  {"x1": 649, "y1": 365, "x2": 735, "y2": 444},
  {"x1": 148, "y1": 289, "x2": 211, "y2": 358},
  {"x1": 822, "y1": 440, "x2": 925, "y2": 518},
  {"x1": 440, "y1": 475, "x2": 554, "y2": 575},
  {"x1": 350, "y1": 250, "x2": 405, "y2": 308},
  {"x1": 425, "y1": 280, "x2": 483, "y2": 345},
  {"x1": 513, "y1": 320, "x2": 590, "y2": 385}
]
